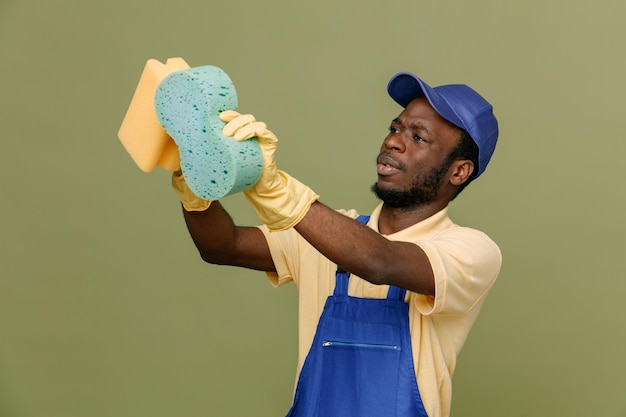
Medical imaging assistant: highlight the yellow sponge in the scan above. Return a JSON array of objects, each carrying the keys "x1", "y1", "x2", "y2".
[{"x1": 118, "y1": 58, "x2": 190, "y2": 172}]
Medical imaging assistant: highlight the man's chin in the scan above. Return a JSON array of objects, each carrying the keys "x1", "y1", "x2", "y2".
[
  {"x1": 371, "y1": 183, "x2": 414, "y2": 208},
  {"x1": 371, "y1": 182, "x2": 438, "y2": 209}
]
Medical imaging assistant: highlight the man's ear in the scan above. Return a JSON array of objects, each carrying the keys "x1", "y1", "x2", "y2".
[{"x1": 449, "y1": 159, "x2": 474, "y2": 186}]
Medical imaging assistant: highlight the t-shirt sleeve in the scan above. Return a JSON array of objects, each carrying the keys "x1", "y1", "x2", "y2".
[
  {"x1": 412, "y1": 226, "x2": 502, "y2": 315},
  {"x1": 257, "y1": 224, "x2": 300, "y2": 288}
]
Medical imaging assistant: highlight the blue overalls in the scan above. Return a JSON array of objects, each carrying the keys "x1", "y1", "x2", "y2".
[{"x1": 285, "y1": 216, "x2": 429, "y2": 417}]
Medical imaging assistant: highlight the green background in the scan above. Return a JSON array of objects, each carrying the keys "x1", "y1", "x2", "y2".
[{"x1": 1, "y1": 0, "x2": 625, "y2": 416}]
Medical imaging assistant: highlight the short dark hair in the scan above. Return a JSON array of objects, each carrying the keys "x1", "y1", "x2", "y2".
[{"x1": 447, "y1": 130, "x2": 479, "y2": 199}]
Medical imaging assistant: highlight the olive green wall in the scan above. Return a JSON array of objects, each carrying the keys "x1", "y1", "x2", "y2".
[{"x1": 1, "y1": 0, "x2": 624, "y2": 416}]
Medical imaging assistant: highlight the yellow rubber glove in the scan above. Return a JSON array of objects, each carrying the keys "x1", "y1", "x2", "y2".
[
  {"x1": 171, "y1": 169, "x2": 212, "y2": 211},
  {"x1": 219, "y1": 110, "x2": 319, "y2": 231}
]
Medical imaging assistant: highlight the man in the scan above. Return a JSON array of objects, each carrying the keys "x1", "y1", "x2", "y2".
[{"x1": 171, "y1": 72, "x2": 502, "y2": 417}]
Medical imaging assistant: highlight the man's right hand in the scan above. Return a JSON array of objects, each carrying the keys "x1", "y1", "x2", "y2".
[{"x1": 219, "y1": 111, "x2": 320, "y2": 231}]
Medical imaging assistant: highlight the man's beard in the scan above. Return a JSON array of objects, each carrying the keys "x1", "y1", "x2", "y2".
[{"x1": 371, "y1": 160, "x2": 450, "y2": 209}]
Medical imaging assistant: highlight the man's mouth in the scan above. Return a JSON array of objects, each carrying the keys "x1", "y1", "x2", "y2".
[{"x1": 377, "y1": 154, "x2": 402, "y2": 176}]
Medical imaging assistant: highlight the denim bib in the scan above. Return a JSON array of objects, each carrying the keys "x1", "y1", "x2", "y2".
[{"x1": 285, "y1": 216, "x2": 428, "y2": 417}]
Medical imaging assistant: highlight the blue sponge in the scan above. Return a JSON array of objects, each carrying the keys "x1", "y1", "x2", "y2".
[{"x1": 154, "y1": 66, "x2": 263, "y2": 200}]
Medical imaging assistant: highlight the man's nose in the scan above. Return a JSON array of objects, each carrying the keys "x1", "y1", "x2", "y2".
[{"x1": 382, "y1": 132, "x2": 406, "y2": 152}]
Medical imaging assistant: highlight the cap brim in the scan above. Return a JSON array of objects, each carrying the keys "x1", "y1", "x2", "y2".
[{"x1": 387, "y1": 72, "x2": 464, "y2": 129}]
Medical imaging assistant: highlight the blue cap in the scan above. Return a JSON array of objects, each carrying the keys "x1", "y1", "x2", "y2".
[{"x1": 387, "y1": 72, "x2": 499, "y2": 178}]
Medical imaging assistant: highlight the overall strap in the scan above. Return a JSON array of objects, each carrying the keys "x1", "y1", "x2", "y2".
[
  {"x1": 334, "y1": 215, "x2": 406, "y2": 301},
  {"x1": 334, "y1": 267, "x2": 350, "y2": 296},
  {"x1": 386, "y1": 285, "x2": 407, "y2": 301},
  {"x1": 356, "y1": 215, "x2": 370, "y2": 224}
]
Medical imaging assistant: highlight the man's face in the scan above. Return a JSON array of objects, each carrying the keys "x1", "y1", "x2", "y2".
[{"x1": 372, "y1": 97, "x2": 462, "y2": 209}]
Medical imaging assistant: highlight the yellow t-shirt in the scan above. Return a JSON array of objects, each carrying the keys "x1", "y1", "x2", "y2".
[{"x1": 259, "y1": 204, "x2": 502, "y2": 417}]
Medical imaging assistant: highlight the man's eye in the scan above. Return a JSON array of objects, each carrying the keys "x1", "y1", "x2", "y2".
[
  {"x1": 389, "y1": 127, "x2": 399, "y2": 134},
  {"x1": 413, "y1": 135, "x2": 425, "y2": 142}
]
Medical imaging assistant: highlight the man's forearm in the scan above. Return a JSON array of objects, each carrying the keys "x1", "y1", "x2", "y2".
[
  {"x1": 182, "y1": 201, "x2": 236, "y2": 263},
  {"x1": 294, "y1": 201, "x2": 435, "y2": 295},
  {"x1": 181, "y1": 202, "x2": 275, "y2": 272}
]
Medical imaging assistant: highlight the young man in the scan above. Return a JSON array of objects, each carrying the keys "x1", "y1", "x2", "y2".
[{"x1": 171, "y1": 72, "x2": 502, "y2": 417}]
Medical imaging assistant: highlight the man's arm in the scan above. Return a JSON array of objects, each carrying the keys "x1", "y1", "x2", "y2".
[
  {"x1": 181, "y1": 201, "x2": 276, "y2": 273},
  {"x1": 214, "y1": 112, "x2": 434, "y2": 295},
  {"x1": 294, "y1": 202, "x2": 435, "y2": 296},
  {"x1": 170, "y1": 167, "x2": 275, "y2": 272}
]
